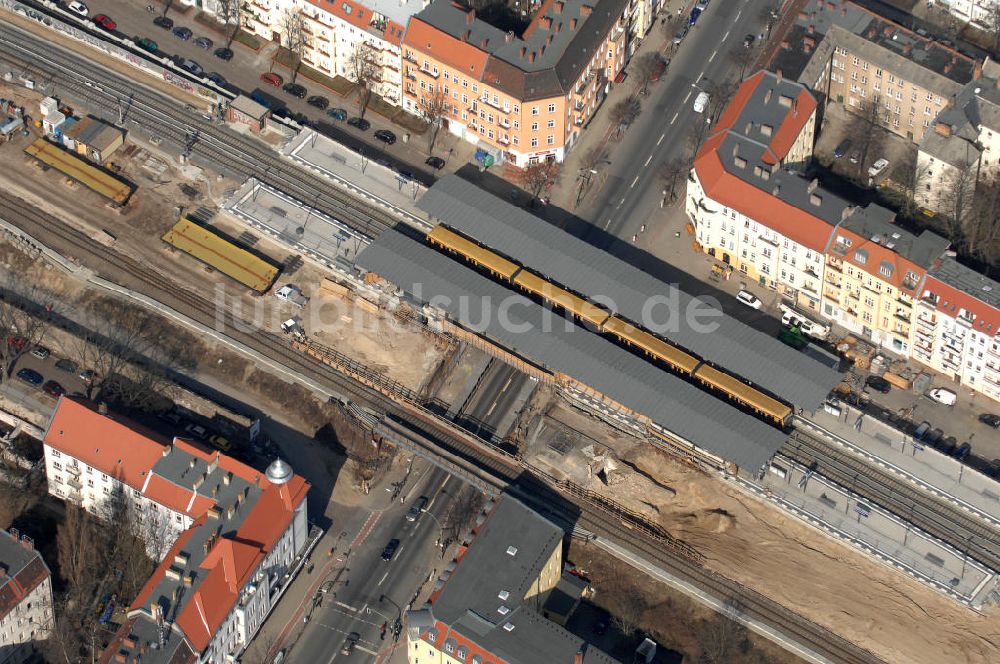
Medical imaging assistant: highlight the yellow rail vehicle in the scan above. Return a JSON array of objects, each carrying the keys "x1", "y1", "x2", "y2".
[
  {"x1": 426, "y1": 225, "x2": 520, "y2": 280},
  {"x1": 423, "y1": 223, "x2": 793, "y2": 428}
]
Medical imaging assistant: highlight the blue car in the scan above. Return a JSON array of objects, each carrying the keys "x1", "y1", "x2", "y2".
[
  {"x1": 689, "y1": 7, "x2": 702, "y2": 25},
  {"x1": 16, "y1": 368, "x2": 43, "y2": 386}
]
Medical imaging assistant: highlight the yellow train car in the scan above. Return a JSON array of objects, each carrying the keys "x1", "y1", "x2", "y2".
[
  {"x1": 694, "y1": 364, "x2": 792, "y2": 426},
  {"x1": 427, "y1": 225, "x2": 520, "y2": 280},
  {"x1": 513, "y1": 270, "x2": 610, "y2": 327},
  {"x1": 24, "y1": 138, "x2": 133, "y2": 205},
  {"x1": 606, "y1": 317, "x2": 701, "y2": 375},
  {"x1": 162, "y1": 217, "x2": 279, "y2": 293}
]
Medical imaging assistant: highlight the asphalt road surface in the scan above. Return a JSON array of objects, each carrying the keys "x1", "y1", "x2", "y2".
[
  {"x1": 580, "y1": 0, "x2": 778, "y2": 247},
  {"x1": 457, "y1": 361, "x2": 531, "y2": 442},
  {"x1": 292, "y1": 466, "x2": 459, "y2": 663}
]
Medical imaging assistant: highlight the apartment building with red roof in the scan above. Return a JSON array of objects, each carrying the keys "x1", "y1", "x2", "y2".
[
  {"x1": 41, "y1": 398, "x2": 311, "y2": 664},
  {"x1": 241, "y1": 0, "x2": 428, "y2": 107},
  {"x1": 0, "y1": 528, "x2": 53, "y2": 664},
  {"x1": 401, "y1": 0, "x2": 629, "y2": 166}
]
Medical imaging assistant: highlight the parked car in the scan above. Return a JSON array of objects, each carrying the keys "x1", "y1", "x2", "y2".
[
  {"x1": 689, "y1": 6, "x2": 703, "y2": 25},
  {"x1": 736, "y1": 289, "x2": 762, "y2": 309},
  {"x1": 31, "y1": 346, "x2": 50, "y2": 359},
  {"x1": 135, "y1": 37, "x2": 158, "y2": 52},
  {"x1": 926, "y1": 387, "x2": 957, "y2": 406},
  {"x1": 374, "y1": 129, "x2": 397, "y2": 144},
  {"x1": 743, "y1": 33, "x2": 755, "y2": 48},
  {"x1": 979, "y1": 413, "x2": 1000, "y2": 428},
  {"x1": 381, "y1": 538, "x2": 400, "y2": 561},
  {"x1": 834, "y1": 139, "x2": 851, "y2": 158},
  {"x1": 954, "y1": 442, "x2": 972, "y2": 461},
  {"x1": 206, "y1": 72, "x2": 227, "y2": 87},
  {"x1": 67, "y1": 1, "x2": 89, "y2": 17},
  {"x1": 307, "y1": 95, "x2": 329, "y2": 110},
  {"x1": 184, "y1": 423, "x2": 208, "y2": 439},
  {"x1": 405, "y1": 496, "x2": 428, "y2": 522},
  {"x1": 55, "y1": 358, "x2": 78, "y2": 373},
  {"x1": 213, "y1": 47, "x2": 233, "y2": 61},
  {"x1": 15, "y1": 368, "x2": 43, "y2": 386},
  {"x1": 865, "y1": 375, "x2": 892, "y2": 394},
  {"x1": 327, "y1": 107, "x2": 348, "y2": 121},
  {"x1": 194, "y1": 36, "x2": 213, "y2": 49},
  {"x1": 693, "y1": 91, "x2": 709, "y2": 113},
  {"x1": 848, "y1": 151, "x2": 860, "y2": 164},
  {"x1": 43, "y1": 380, "x2": 65, "y2": 397},
  {"x1": 260, "y1": 72, "x2": 283, "y2": 87},
  {"x1": 986, "y1": 459, "x2": 1000, "y2": 478},
  {"x1": 173, "y1": 26, "x2": 193, "y2": 40},
  {"x1": 208, "y1": 435, "x2": 230, "y2": 452},
  {"x1": 347, "y1": 117, "x2": 371, "y2": 131},
  {"x1": 79, "y1": 369, "x2": 95, "y2": 384},
  {"x1": 672, "y1": 27, "x2": 689, "y2": 46},
  {"x1": 93, "y1": 14, "x2": 116, "y2": 30},
  {"x1": 868, "y1": 158, "x2": 890, "y2": 178},
  {"x1": 282, "y1": 83, "x2": 307, "y2": 98},
  {"x1": 153, "y1": 16, "x2": 173, "y2": 30},
  {"x1": 425, "y1": 156, "x2": 446, "y2": 170},
  {"x1": 177, "y1": 58, "x2": 203, "y2": 76},
  {"x1": 340, "y1": 632, "x2": 360, "y2": 655}
]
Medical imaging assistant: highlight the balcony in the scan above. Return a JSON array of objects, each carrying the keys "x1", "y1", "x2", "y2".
[
  {"x1": 913, "y1": 346, "x2": 932, "y2": 361},
  {"x1": 915, "y1": 327, "x2": 934, "y2": 342},
  {"x1": 67, "y1": 477, "x2": 83, "y2": 490},
  {"x1": 419, "y1": 67, "x2": 439, "y2": 79},
  {"x1": 499, "y1": 118, "x2": 510, "y2": 128},
  {"x1": 896, "y1": 296, "x2": 912, "y2": 308},
  {"x1": 916, "y1": 314, "x2": 937, "y2": 328},
  {"x1": 847, "y1": 290, "x2": 860, "y2": 301},
  {"x1": 894, "y1": 311, "x2": 910, "y2": 323},
  {"x1": 826, "y1": 259, "x2": 843, "y2": 273}
]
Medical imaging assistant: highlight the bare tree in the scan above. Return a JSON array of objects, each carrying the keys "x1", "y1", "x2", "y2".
[
  {"x1": 609, "y1": 96, "x2": 641, "y2": 136},
  {"x1": 729, "y1": 43, "x2": 757, "y2": 81},
  {"x1": 70, "y1": 298, "x2": 195, "y2": 411},
  {"x1": 0, "y1": 283, "x2": 53, "y2": 385},
  {"x1": 984, "y1": 3, "x2": 1000, "y2": 55},
  {"x1": 278, "y1": 7, "x2": 309, "y2": 84},
  {"x1": 939, "y1": 161, "x2": 978, "y2": 251},
  {"x1": 965, "y1": 171, "x2": 1000, "y2": 272},
  {"x1": 658, "y1": 158, "x2": 685, "y2": 204},
  {"x1": 216, "y1": 0, "x2": 244, "y2": 49},
  {"x1": 575, "y1": 147, "x2": 604, "y2": 205},
  {"x1": 608, "y1": 567, "x2": 648, "y2": 638},
  {"x1": 893, "y1": 147, "x2": 931, "y2": 219},
  {"x1": 633, "y1": 53, "x2": 662, "y2": 94},
  {"x1": 845, "y1": 98, "x2": 886, "y2": 177},
  {"x1": 441, "y1": 486, "x2": 484, "y2": 543},
  {"x1": 518, "y1": 160, "x2": 561, "y2": 203},
  {"x1": 420, "y1": 86, "x2": 449, "y2": 153},
  {"x1": 0, "y1": 471, "x2": 43, "y2": 530},
  {"x1": 697, "y1": 603, "x2": 749, "y2": 664},
  {"x1": 57, "y1": 506, "x2": 102, "y2": 590},
  {"x1": 706, "y1": 79, "x2": 740, "y2": 124},
  {"x1": 350, "y1": 40, "x2": 381, "y2": 119}
]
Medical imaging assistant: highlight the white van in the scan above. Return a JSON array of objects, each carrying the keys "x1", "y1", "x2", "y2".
[
  {"x1": 780, "y1": 304, "x2": 830, "y2": 340},
  {"x1": 693, "y1": 91, "x2": 710, "y2": 113}
]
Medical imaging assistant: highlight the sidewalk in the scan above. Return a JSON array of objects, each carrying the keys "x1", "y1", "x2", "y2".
[{"x1": 548, "y1": 0, "x2": 693, "y2": 210}]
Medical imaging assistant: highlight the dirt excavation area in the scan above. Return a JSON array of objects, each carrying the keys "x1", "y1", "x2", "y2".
[{"x1": 523, "y1": 397, "x2": 1000, "y2": 664}]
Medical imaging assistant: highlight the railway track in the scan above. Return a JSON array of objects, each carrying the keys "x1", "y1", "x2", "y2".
[
  {"x1": 0, "y1": 20, "x2": 414, "y2": 239},
  {"x1": 0, "y1": 192, "x2": 885, "y2": 663},
  {"x1": 781, "y1": 431, "x2": 1000, "y2": 571}
]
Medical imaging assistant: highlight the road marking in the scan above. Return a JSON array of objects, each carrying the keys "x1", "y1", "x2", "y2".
[
  {"x1": 657, "y1": 133, "x2": 665, "y2": 145},
  {"x1": 350, "y1": 512, "x2": 381, "y2": 549},
  {"x1": 424, "y1": 474, "x2": 451, "y2": 511},
  {"x1": 709, "y1": 50, "x2": 717, "y2": 62},
  {"x1": 358, "y1": 646, "x2": 380, "y2": 656},
  {"x1": 617, "y1": 197, "x2": 626, "y2": 207},
  {"x1": 644, "y1": 155, "x2": 652, "y2": 166},
  {"x1": 736, "y1": 9, "x2": 742, "y2": 20},
  {"x1": 377, "y1": 571, "x2": 389, "y2": 586},
  {"x1": 697, "y1": 69, "x2": 705, "y2": 80},
  {"x1": 684, "y1": 90, "x2": 692, "y2": 103},
  {"x1": 630, "y1": 176, "x2": 638, "y2": 188},
  {"x1": 671, "y1": 112, "x2": 678, "y2": 124},
  {"x1": 724, "y1": 30, "x2": 730, "y2": 41},
  {"x1": 335, "y1": 601, "x2": 359, "y2": 611},
  {"x1": 604, "y1": 217, "x2": 613, "y2": 230}
]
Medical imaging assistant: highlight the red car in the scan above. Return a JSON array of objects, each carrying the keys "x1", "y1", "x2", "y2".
[
  {"x1": 260, "y1": 72, "x2": 283, "y2": 88},
  {"x1": 42, "y1": 380, "x2": 65, "y2": 397},
  {"x1": 94, "y1": 14, "x2": 116, "y2": 30}
]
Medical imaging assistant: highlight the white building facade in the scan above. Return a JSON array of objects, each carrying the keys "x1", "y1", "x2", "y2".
[{"x1": 0, "y1": 529, "x2": 53, "y2": 664}]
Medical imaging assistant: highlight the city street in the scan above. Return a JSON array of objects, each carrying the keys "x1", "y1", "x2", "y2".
[{"x1": 270, "y1": 466, "x2": 465, "y2": 663}]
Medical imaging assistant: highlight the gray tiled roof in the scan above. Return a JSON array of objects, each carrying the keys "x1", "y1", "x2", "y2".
[
  {"x1": 411, "y1": 496, "x2": 619, "y2": 664},
  {"x1": 928, "y1": 258, "x2": 1000, "y2": 312},
  {"x1": 357, "y1": 228, "x2": 790, "y2": 471},
  {"x1": 416, "y1": 175, "x2": 842, "y2": 409},
  {"x1": 413, "y1": 0, "x2": 627, "y2": 99},
  {"x1": 837, "y1": 207, "x2": 949, "y2": 268}
]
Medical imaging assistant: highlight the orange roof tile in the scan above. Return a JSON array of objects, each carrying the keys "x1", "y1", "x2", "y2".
[
  {"x1": 403, "y1": 17, "x2": 489, "y2": 79},
  {"x1": 236, "y1": 476, "x2": 309, "y2": 551},
  {"x1": 835, "y1": 227, "x2": 924, "y2": 293},
  {"x1": 45, "y1": 398, "x2": 167, "y2": 490},
  {"x1": 694, "y1": 133, "x2": 834, "y2": 252},
  {"x1": 304, "y1": 0, "x2": 405, "y2": 45},
  {"x1": 926, "y1": 275, "x2": 1000, "y2": 331}
]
